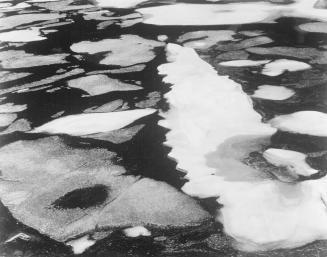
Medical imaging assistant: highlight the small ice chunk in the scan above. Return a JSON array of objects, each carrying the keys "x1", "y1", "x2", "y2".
[
  {"x1": 263, "y1": 148, "x2": 319, "y2": 177},
  {"x1": 5, "y1": 233, "x2": 31, "y2": 243},
  {"x1": 177, "y1": 30, "x2": 235, "y2": 50},
  {"x1": 0, "y1": 103, "x2": 27, "y2": 113},
  {"x1": 67, "y1": 75, "x2": 142, "y2": 96},
  {"x1": 95, "y1": 0, "x2": 147, "y2": 8},
  {"x1": 84, "y1": 100, "x2": 125, "y2": 113},
  {"x1": 252, "y1": 85, "x2": 295, "y2": 100},
  {"x1": 261, "y1": 59, "x2": 311, "y2": 76},
  {"x1": 123, "y1": 226, "x2": 151, "y2": 237},
  {"x1": 298, "y1": 22, "x2": 327, "y2": 33},
  {"x1": 0, "y1": 113, "x2": 17, "y2": 127},
  {"x1": 157, "y1": 35, "x2": 168, "y2": 42},
  {"x1": 219, "y1": 59, "x2": 270, "y2": 67},
  {"x1": 269, "y1": 111, "x2": 327, "y2": 136},
  {"x1": 66, "y1": 235, "x2": 95, "y2": 255},
  {"x1": 0, "y1": 28, "x2": 46, "y2": 42}
]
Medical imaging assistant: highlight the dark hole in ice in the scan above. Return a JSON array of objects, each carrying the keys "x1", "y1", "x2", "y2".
[{"x1": 51, "y1": 185, "x2": 108, "y2": 209}]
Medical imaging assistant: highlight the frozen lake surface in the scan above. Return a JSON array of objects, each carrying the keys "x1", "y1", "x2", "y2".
[{"x1": 0, "y1": 0, "x2": 327, "y2": 256}]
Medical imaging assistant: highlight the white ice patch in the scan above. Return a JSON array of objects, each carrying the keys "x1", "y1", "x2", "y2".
[
  {"x1": 261, "y1": 59, "x2": 311, "y2": 76},
  {"x1": 298, "y1": 22, "x2": 327, "y2": 33},
  {"x1": 137, "y1": 0, "x2": 327, "y2": 26},
  {"x1": 67, "y1": 75, "x2": 142, "y2": 96},
  {"x1": 177, "y1": 30, "x2": 235, "y2": 50},
  {"x1": 269, "y1": 111, "x2": 327, "y2": 137},
  {"x1": 30, "y1": 109, "x2": 156, "y2": 136},
  {"x1": 70, "y1": 35, "x2": 164, "y2": 67},
  {"x1": 95, "y1": 0, "x2": 147, "y2": 8},
  {"x1": 263, "y1": 148, "x2": 319, "y2": 177},
  {"x1": 0, "y1": 28, "x2": 46, "y2": 42},
  {"x1": 26, "y1": 0, "x2": 60, "y2": 2},
  {"x1": 158, "y1": 43, "x2": 327, "y2": 251},
  {"x1": 252, "y1": 85, "x2": 295, "y2": 100},
  {"x1": 66, "y1": 235, "x2": 95, "y2": 255},
  {"x1": 219, "y1": 60, "x2": 270, "y2": 67},
  {"x1": 123, "y1": 226, "x2": 151, "y2": 237},
  {"x1": 0, "y1": 103, "x2": 27, "y2": 113}
]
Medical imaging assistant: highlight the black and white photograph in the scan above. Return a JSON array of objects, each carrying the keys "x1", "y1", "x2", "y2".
[{"x1": 0, "y1": 0, "x2": 326, "y2": 256}]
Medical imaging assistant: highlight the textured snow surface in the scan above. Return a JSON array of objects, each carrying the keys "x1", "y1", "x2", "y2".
[{"x1": 159, "y1": 43, "x2": 327, "y2": 251}]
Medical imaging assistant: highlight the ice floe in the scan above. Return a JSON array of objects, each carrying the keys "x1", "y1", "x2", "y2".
[
  {"x1": 0, "y1": 103, "x2": 27, "y2": 113},
  {"x1": 66, "y1": 236, "x2": 95, "y2": 254},
  {"x1": 298, "y1": 22, "x2": 327, "y2": 33},
  {"x1": 0, "y1": 13, "x2": 65, "y2": 30},
  {"x1": 137, "y1": 0, "x2": 327, "y2": 26},
  {"x1": 1, "y1": 52, "x2": 68, "y2": 69},
  {"x1": 215, "y1": 36, "x2": 273, "y2": 52},
  {"x1": 261, "y1": 59, "x2": 311, "y2": 76},
  {"x1": 0, "y1": 28, "x2": 46, "y2": 42},
  {"x1": 95, "y1": 0, "x2": 148, "y2": 8},
  {"x1": 123, "y1": 226, "x2": 151, "y2": 237},
  {"x1": 158, "y1": 43, "x2": 327, "y2": 251},
  {"x1": 0, "y1": 71, "x2": 31, "y2": 83},
  {"x1": 0, "y1": 113, "x2": 17, "y2": 127},
  {"x1": 263, "y1": 148, "x2": 319, "y2": 178},
  {"x1": 1, "y1": 69, "x2": 84, "y2": 95},
  {"x1": 30, "y1": 109, "x2": 156, "y2": 136},
  {"x1": 219, "y1": 60, "x2": 270, "y2": 67},
  {"x1": 84, "y1": 100, "x2": 125, "y2": 113},
  {"x1": 246, "y1": 46, "x2": 327, "y2": 64},
  {"x1": 269, "y1": 111, "x2": 327, "y2": 137},
  {"x1": 177, "y1": 30, "x2": 235, "y2": 50},
  {"x1": 70, "y1": 35, "x2": 164, "y2": 66},
  {"x1": 252, "y1": 85, "x2": 295, "y2": 100},
  {"x1": 0, "y1": 136, "x2": 210, "y2": 242},
  {"x1": 81, "y1": 124, "x2": 145, "y2": 144},
  {"x1": 67, "y1": 75, "x2": 142, "y2": 96},
  {"x1": 0, "y1": 119, "x2": 31, "y2": 135}
]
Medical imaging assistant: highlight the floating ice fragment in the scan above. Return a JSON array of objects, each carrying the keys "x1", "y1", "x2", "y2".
[
  {"x1": 0, "y1": 119, "x2": 31, "y2": 135},
  {"x1": 0, "y1": 2, "x2": 30, "y2": 11},
  {"x1": 123, "y1": 226, "x2": 151, "y2": 237},
  {"x1": 137, "y1": 0, "x2": 327, "y2": 26},
  {"x1": 81, "y1": 124, "x2": 144, "y2": 144},
  {"x1": 0, "y1": 71, "x2": 31, "y2": 83},
  {"x1": 95, "y1": 0, "x2": 148, "y2": 8},
  {"x1": 0, "y1": 103, "x2": 27, "y2": 113},
  {"x1": 177, "y1": 30, "x2": 235, "y2": 50},
  {"x1": 30, "y1": 109, "x2": 156, "y2": 136},
  {"x1": 261, "y1": 59, "x2": 311, "y2": 76},
  {"x1": 0, "y1": 13, "x2": 65, "y2": 30},
  {"x1": 5, "y1": 233, "x2": 31, "y2": 244},
  {"x1": 246, "y1": 46, "x2": 327, "y2": 64},
  {"x1": 67, "y1": 75, "x2": 142, "y2": 96},
  {"x1": 137, "y1": 3, "x2": 275, "y2": 26},
  {"x1": 263, "y1": 148, "x2": 319, "y2": 177},
  {"x1": 215, "y1": 36, "x2": 273, "y2": 52},
  {"x1": 0, "y1": 113, "x2": 17, "y2": 127},
  {"x1": 84, "y1": 100, "x2": 125, "y2": 113},
  {"x1": 158, "y1": 43, "x2": 327, "y2": 251},
  {"x1": 1, "y1": 53, "x2": 69, "y2": 69},
  {"x1": 0, "y1": 136, "x2": 210, "y2": 242},
  {"x1": 298, "y1": 22, "x2": 327, "y2": 33},
  {"x1": 252, "y1": 85, "x2": 295, "y2": 100},
  {"x1": 269, "y1": 111, "x2": 327, "y2": 136},
  {"x1": 0, "y1": 28, "x2": 46, "y2": 42},
  {"x1": 66, "y1": 235, "x2": 95, "y2": 254},
  {"x1": 71, "y1": 35, "x2": 164, "y2": 66},
  {"x1": 219, "y1": 59, "x2": 270, "y2": 67}
]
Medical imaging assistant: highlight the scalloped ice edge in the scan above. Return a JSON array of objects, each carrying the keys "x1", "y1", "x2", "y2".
[{"x1": 157, "y1": 43, "x2": 327, "y2": 251}]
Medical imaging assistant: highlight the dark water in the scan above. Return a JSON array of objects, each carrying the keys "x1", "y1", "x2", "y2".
[{"x1": 0, "y1": 0, "x2": 327, "y2": 256}]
